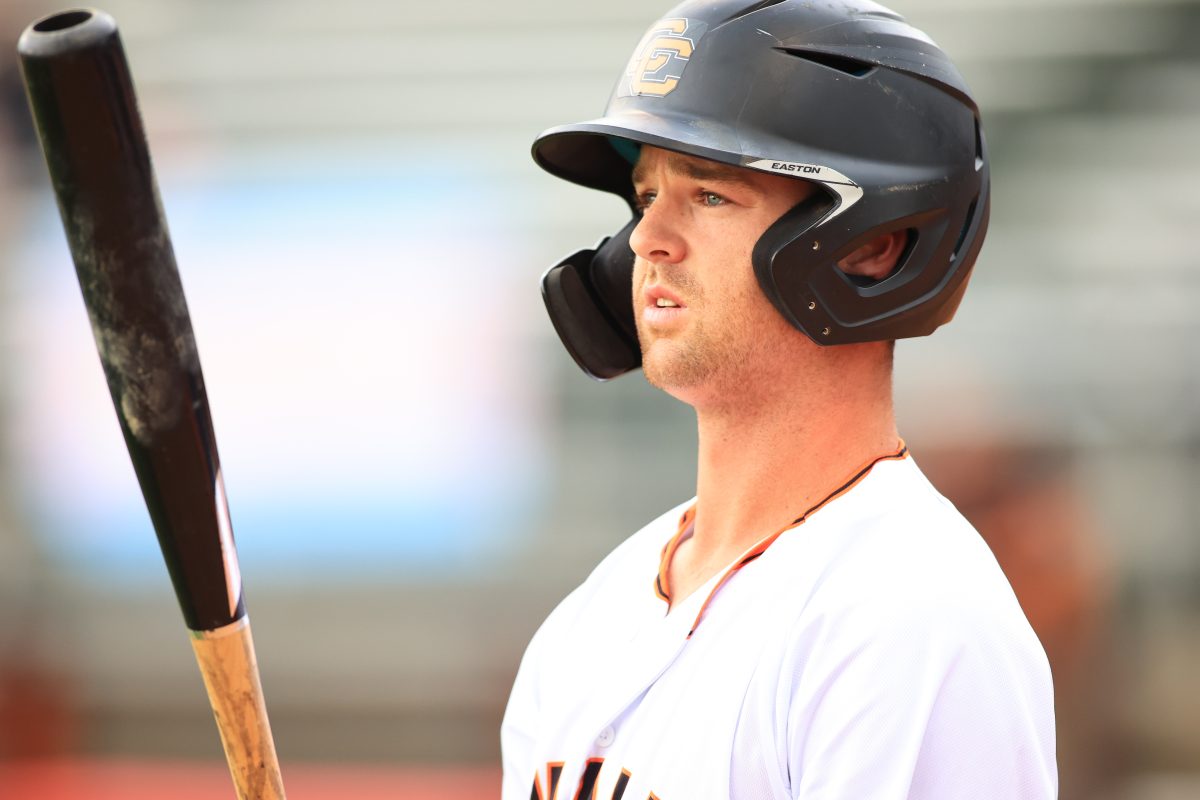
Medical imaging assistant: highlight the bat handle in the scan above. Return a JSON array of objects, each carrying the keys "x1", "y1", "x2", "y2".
[{"x1": 190, "y1": 618, "x2": 287, "y2": 799}]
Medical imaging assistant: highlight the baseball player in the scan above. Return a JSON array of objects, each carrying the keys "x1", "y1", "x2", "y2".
[{"x1": 503, "y1": 1, "x2": 1057, "y2": 798}]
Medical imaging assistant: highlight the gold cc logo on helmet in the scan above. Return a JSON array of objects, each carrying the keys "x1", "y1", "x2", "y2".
[{"x1": 625, "y1": 19, "x2": 698, "y2": 97}]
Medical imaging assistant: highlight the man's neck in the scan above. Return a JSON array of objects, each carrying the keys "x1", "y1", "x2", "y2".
[{"x1": 667, "y1": 357, "x2": 898, "y2": 604}]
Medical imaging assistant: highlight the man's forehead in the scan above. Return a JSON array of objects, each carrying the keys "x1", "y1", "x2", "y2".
[
  {"x1": 631, "y1": 146, "x2": 758, "y2": 187},
  {"x1": 630, "y1": 146, "x2": 817, "y2": 205}
]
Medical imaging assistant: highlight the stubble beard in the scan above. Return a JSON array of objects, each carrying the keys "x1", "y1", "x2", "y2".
[
  {"x1": 637, "y1": 283, "x2": 769, "y2": 401},
  {"x1": 636, "y1": 265, "x2": 713, "y2": 392},
  {"x1": 639, "y1": 321, "x2": 717, "y2": 391}
]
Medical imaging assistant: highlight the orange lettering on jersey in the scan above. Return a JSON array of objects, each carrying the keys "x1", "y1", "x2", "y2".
[
  {"x1": 573, "y1": 758, "x2": 604, "y2": 800},
  {"x1": 612, "y1": 768, "x2": 632, "y2": 800},
  {"x1": 531, "y1": 761, "x2": 564, "y2": 800},
  {"x1": 529, "y1": 759, "x2": 658, "y2": 800}
]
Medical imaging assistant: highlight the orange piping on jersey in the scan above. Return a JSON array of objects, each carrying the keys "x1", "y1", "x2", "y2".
[
  {"x1": 654, "y1": 506, "x2": 696, "y2": 603},
  {"x1": 685, "y1": 441, "x2": 909, "y2": 638}
]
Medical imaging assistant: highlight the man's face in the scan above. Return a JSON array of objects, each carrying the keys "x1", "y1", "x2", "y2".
[{"x1": 629, "y1": 146, "x2": 815, "y2": 404}]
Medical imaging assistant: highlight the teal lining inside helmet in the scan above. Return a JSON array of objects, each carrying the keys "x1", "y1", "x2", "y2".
[{"x1": 608, "y1": 137, "x2": 641, "y2": 166}]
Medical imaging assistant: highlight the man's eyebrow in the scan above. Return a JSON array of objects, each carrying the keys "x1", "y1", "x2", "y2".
[
  {"x1": 631, "y1": 153, "x2": 760, "y2": 190},
  {"x1": 671, "y1": 156, "x2": 757, "y2": 186}
]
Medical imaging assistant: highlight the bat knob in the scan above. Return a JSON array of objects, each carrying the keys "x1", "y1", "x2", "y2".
[{"x1": 18, "y1": 9, "x2": 119, "y2": 59}]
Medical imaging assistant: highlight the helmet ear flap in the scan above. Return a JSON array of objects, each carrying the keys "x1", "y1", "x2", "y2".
[
  {"x1": 752, "y1": 192, "x2": 841, "y2": 338},
  {"x1": 540, "y1": 217, "x2": 641, "y2": 380}
]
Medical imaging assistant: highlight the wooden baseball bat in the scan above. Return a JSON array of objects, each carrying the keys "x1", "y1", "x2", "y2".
[{"x1": 17, "y1": 10, "x2": 286, "y2": 798}]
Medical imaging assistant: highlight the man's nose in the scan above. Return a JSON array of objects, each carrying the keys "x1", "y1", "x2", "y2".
[{"x1": 629, "y1": 200, "x2": 687, "y2": 265}]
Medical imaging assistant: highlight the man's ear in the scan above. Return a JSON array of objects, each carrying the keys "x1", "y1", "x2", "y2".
[{"x1": 837, "y1": 230, "x2": 909, "y2": 282}]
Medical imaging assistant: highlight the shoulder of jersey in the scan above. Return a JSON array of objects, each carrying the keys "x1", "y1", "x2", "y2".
[
  {"x1": 772, "y1": 456, "x2": 1028, "y2": 632},
  {"x1": 584, "y1": 497, "x2": 695, "y2": 585},
  {"x1": 532, "y1": 497, "x2": 694, "y2": 630}
]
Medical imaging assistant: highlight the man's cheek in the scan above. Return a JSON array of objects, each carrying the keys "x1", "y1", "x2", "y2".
[{"x1": 631, "y1": 259, "x2": 650, "y2": 299}]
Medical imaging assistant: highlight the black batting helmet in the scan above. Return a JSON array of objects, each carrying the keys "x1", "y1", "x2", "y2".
[{"x1": 535, "y1": 0, "x2": 990, "y2": 380}]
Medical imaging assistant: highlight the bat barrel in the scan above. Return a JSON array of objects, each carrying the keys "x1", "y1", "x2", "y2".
[{"x1": 18, "y1": 10, "x2": 245, "y2": 632}]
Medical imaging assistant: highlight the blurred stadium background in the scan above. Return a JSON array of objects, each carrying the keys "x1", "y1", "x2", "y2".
[{"x1": 0, "y1": 0, "x2": 1197, "y2": 797}]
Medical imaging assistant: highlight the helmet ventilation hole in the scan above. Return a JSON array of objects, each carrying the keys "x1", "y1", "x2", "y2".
[
  {"x1": 780, "y1": 48, "x2": 875, "y2": 78},
  {"x1": 951, "y1": 199, "x2": 978, "y2": 262},
  {"x1": 974, "y1": 118, "x2": 984, "y2": 171}
]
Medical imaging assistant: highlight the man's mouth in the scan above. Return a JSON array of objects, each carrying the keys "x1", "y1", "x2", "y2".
[
  {"x1": 642, "y1": 286, "x2": 688, "y2": 328},
  {"x1": 645, "y1": 285, "x2": 686, "y2": 309}
]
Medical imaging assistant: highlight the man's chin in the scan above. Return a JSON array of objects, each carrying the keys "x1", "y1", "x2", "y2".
[{"x1": 641, "y1": 345, "x2": 712, "y2": 395}]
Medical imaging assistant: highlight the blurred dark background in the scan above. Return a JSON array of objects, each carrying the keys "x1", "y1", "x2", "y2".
[{"x1": 1, "y1": 1, "x2": 1197, "y2": 798}]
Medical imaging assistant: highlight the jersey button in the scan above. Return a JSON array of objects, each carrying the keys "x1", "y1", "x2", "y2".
[{"x1": 595, "y1": 726, "x2": 616, "y2": 748}]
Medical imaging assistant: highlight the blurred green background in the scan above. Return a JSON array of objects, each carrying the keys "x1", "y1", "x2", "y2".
[{"x1": 0, "y1": 1, "x2": 1197, "y2": 798}]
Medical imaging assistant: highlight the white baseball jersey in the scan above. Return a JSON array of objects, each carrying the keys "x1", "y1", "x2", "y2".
[{"x1": 501, "y1": 448, "x2": 1057, "y2": 800}]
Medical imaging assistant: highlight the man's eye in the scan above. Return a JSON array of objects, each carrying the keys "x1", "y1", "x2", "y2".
[
  {"x1": 701, "y1": 191, "x2": 725, "y2": 207},
  {"x1": 634, "y1": 191, "x2": 657, "y2": 211}
]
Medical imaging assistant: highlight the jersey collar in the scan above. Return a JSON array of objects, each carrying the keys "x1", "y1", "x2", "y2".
[{"x1": 654, "y1": 441, "x2": 910, "y2": 638}]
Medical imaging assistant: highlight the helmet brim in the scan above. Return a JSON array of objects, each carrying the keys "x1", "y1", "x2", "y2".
[{"x1": 532, "y1": 111, "x2": 771, "y2": 199}]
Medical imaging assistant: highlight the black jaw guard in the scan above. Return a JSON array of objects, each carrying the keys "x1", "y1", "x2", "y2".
[{"x1": 540, "y1": 217, "x2": 640, "y2": 380}]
